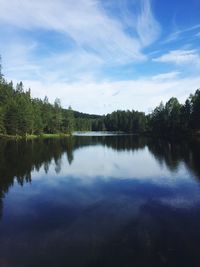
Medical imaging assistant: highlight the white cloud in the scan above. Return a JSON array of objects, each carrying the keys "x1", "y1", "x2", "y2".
[
  {"x1": 1, "y1": 0, "x2": 199, "y2": 115},
  {"x1": 136, "y1": 0, "x2": 160, "y2": 46},
  {"x1": 0, "y1": 0, "x2": 163, "y2": 98},
  {"x1": 0, "y1": 35, "x2": 107, "y2": 84},
  {"x1": 0, "y1": 39, "x2": 39, "y2": 73},
  {"x1": 13, "y1": 72, "x2": 200, "y2": 114},
  {"x1": 153, "y1": 49, "x2": 200, "y2": 66},
  {"x1": 152, "y1": 71, "x2": 180, "y2": 81},
  {"x1": 164, "y1": 24, "x2": 200, "y2": 43},
  {"x1": 0, "y1": 0, "x2": 160, "y2": 65}
]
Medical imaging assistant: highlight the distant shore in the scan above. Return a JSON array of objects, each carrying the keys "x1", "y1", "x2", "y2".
[{"x1": 0, "y1": 133, "x2": 71, "y2": 140}]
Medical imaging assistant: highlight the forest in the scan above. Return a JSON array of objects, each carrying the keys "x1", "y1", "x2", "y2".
[
  {"x1": 0, "y1": 61, "x2": 200, "y2": 137},
  {"x1": 97, "y1": 91, "x2": 200, "y2": 136}
]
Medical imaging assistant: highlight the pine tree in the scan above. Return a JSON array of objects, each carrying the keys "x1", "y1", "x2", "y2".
[
  {"x1": 5, "y1": 100, "x2": 19, "y2": 135},
  {"x1": 0, "y1": 107, "x2": 5, "y2": 134}
]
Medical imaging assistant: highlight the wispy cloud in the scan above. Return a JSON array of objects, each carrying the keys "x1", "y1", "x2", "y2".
[
  {"x1": 136, "y1": 0, "x2": 160, "y2": 46},
  {"x1": 152, "y1": 71, "x2": 180, "y2": 81},
  {"x1": 0, "y1": 0, "x2": 199, "y2": 114},
  {"x1": 153, "y1": 49, "x2": 200, "y2": 66},
  {"x1": 163, "y1": 24, "x2": 200, "y2": 43},
  {"x1": 0, "y1": 0, "x2": 160, "y2": 65}
]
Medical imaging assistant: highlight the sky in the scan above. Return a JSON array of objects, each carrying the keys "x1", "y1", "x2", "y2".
[{"x1": 0, "y1": 0, "x2": 200, "y2": 114}]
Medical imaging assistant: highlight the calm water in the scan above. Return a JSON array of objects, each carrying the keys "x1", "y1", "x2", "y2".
[{"x1": 0, "y1": 135, "x2": 200, "y2": 267}]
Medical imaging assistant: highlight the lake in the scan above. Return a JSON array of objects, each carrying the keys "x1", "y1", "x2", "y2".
[{"x1": 0, "y1": 134, "x2": 200, "y2": 267}]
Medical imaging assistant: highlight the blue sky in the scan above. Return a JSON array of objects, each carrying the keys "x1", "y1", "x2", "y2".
[{"x1": 0, "y1": 0, "x2": 200, "y2": 114}]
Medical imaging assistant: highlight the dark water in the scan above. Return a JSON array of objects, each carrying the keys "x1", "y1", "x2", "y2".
[{"x1": 0, "y1": 135, "x2": 200, "y2": 267}]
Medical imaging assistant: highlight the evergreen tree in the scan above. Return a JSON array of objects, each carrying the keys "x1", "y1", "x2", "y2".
[
  {"x1": 63, "y1": 106, "x2": 74, "y2": 134},
  {"x1": 5, "y1": 100, "x2": 19, "y2": 135},
  {"x1": 1, "y1": 56, "x2": 200, "y2": 137},
  {"x1": 190, "y1": 89, "x2": 200, "y2": 129},
  {"x1": 0, "y1": 107, "x2": 5, "y2": 134},
  {"x1": 53, "y1": 98, "x2": 62, "y2": 133}
]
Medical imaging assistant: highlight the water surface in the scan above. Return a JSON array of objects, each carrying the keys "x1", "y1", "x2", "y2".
[{"x1": 0, "y1": 135, "x2": 200, "y2": 267}]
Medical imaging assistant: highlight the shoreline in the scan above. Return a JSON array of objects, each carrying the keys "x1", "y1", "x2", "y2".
[
  {"x1": 0, "y1": 131, "x2": 200, "y2": 141},
  {"x1": 0, "y1": 133, "x2": 71, "y2": 140}
]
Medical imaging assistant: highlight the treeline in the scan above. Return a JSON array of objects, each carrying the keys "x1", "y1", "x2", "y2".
[
  {"x1": 0, "y1": 67, "x2": 74, "y2": 136},
  {"x1": 147, "y1": 91, "x2": 200, "y2": 135},
  {"x1": 91, "y1": 110, "x2": 146, "y2": 133},
  {"x1": 74, "y1": 111, "x2": 101, "y2": 131},
  {"x1": 81, "y1": 91, "x2": 200, "y2": 136},
  {"x1": 73, "y1": 90, "x2": 200, "y2": 135},
  {"x1": 1, "y1": 59, "x2": 200, "y2": 136}
]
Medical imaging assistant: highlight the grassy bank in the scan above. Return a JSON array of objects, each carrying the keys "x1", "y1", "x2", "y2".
[
  {"x1": 1, "y1": 130, "x2": 200, "y2": 141},
  {"x1": 0, "y1": 133, "x2": 70, "y2": 140}
]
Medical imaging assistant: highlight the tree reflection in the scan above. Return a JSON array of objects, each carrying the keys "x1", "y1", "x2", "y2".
[
  {"x1": 0, "y1": 135, "x2": 200, "y2": 218},
  {"x1": 148, "y1": 137, "x2": 200, "y2": 178}
]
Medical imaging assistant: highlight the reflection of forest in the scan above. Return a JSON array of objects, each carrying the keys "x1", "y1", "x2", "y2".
[
  {"x1": 147, "y1": 138, "x2": 200, "y2": 178},
  {"x1": 0, "y1": 135, "x2": 200, "y2": 218}
]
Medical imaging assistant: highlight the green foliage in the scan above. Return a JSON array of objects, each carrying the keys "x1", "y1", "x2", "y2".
[
  {"x1": 0, "y1": 107, "x2": 5, "y2": 134},
  {"x1": 190, "y1": 89, "x2": 200, "y2": 129},
  {"x1": 0, "y1": 58, "x2": 200, "y2": 137},
  {"x1": 0, "y1": 65, "x2": 75, "y2": 136},
  {"x1": 84, "y1": 90, "x2": 200, "y2": 135},
  {"x1": 148, "y1": 91, "x2": 200, "y2": 136},
  {"x1": 90, "y1": 110, "x2": 146, "y2": 133},
  {"x1": 61, "y1": 107, "x2": 74, "y2": 134},
  {"x1": 4, "y1": 100, "x2": 19, "y2": 135}
]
